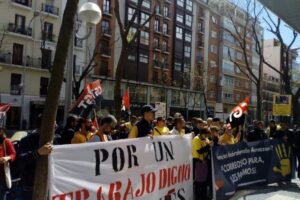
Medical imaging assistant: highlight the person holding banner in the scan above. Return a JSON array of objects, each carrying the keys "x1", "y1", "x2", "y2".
[
  {"x1": 170, "y1": 116, "x2": 186, "y2": 136},
  {"x1": 153, "y1": 117, "x2": 170, "y2": 136},
  {"x1": 219, "y1": 125, "x2": 241, "y2": 145},
  {"x1": 128, "y1": 105, "x2": 157, "y2": 138},
  {"x1": 0, "y1": 125, "x2": 16, "y2": 199},
  {"x1": 192, "y1": 128, "x2": 211, "y2": 200},
  {"x1": 71, "y1": 118, "x2": 94, "y2": 144}
]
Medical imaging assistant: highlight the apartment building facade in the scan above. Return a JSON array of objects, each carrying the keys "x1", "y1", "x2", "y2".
[
  {"x1": 0, "y1": 0, "x2": 93, "y2": 130},
  {"x1": 94, "y1": 0, "x2": 205, "y2": 118}
]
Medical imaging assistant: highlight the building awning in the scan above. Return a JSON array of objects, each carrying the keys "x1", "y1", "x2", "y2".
[{"x1": 259, "y1": 0, "x2": 300, "y2": 33}]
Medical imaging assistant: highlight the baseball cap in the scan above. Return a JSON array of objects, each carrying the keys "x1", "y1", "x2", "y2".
[{"x1": 141, "y1": 105, "x2": 157, "y2": 115}]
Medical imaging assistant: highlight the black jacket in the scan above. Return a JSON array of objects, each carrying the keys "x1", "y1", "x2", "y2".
[
  {"x1": 136, "y1": 119, "x2": 153, "y2": 138},
  {"x1": 247, "y1": 128, "x2": 267, "y2": 142}
]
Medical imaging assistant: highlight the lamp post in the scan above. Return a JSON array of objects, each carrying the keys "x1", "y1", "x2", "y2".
[{"x1": 63, "y1": 2, "x2": 101, "y2": 123}]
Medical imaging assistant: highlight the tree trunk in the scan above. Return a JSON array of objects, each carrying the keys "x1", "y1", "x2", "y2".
[
  {"x1": 114, "y1": 47, "x2": 129, "y2": 121},
  {"x1": 256, "y1": 82, "x2": 262, "y2": 121},
  {"x1": 32, "y1": 1, "x2": 79, "y2": 199},
  {"x1": 292, "y1": 93, "x2": 300, "y2": 125},
  {"x1": 73, "y1": 81, "x2": 81, "y2": 99}
]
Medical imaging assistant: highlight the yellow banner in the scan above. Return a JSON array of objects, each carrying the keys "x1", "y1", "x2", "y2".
[{"x1": 272, "y1": 95, "x2": 292, "y2": 116}]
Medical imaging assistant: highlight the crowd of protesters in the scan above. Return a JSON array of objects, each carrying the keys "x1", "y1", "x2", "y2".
[{"x1": 0, "y1": 104, "x2": 299, "y2": 199}]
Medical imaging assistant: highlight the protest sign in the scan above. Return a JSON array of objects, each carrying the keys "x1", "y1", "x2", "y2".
[
  {"x1": 212, "y1": 140, "x2": 295, "y2": 199},
  {"x1": 155, "y1": 102, "x2": 166, "y2": 118},
  {"x1": 272, "y1": 95, "x2": 292, "y2": 116},
  {"x1": 49, "y1": 134, "x2": 193, "y2": 200}
]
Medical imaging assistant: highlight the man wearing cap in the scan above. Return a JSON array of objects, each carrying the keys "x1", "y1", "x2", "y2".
[{"x1": 128, "y1": 105, "x2": 157, "y2": 138}]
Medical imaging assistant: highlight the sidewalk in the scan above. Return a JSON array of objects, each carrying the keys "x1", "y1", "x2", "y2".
[{"x1": 231, "y1": 179, "x2": 300, "y2": 200}]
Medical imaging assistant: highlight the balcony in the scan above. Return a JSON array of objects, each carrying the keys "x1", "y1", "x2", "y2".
[
  {"x1": 198, "y1": 41, "x2": 204, "y2": 48},
  {"x1": 102, "y1": 28, "x2": 112, "y2": 36},
  {"x1": 41, "y1": 31, "x2": 55, "y2": 42},
  {"x1": 0, "y1": 53, "x2": 46, "y2": 69},
  {"x1": 162, "y1": 62, "x2": 168, "y2": 69},
  {"x1": 41, "y1": 3, "x2": 59, "y2": 16},
  {"x1": 74, "y1": 37, "x2": 83, "y2": 48},
  {"x1": 11, "y1": 0, "x2": 32, "y2": 8},
  {"x1": 7, "y1": 23, "x2": 32, "y2": 37},
  {"x1": 197, "y1": 56, "x2": 204, "y2": 63},
  {"x1": 100, "y1": 47, "x2": 111, "y2": 57}
]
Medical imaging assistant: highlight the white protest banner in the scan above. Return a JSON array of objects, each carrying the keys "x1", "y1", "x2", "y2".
[{"x1": 49, "y1": 134, "x2": 193, "y2": 200}]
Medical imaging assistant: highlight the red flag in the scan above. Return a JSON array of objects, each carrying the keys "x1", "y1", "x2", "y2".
[
  {"x1": 0, "y1": 104, "x2": 10, "y2": 119},
  {"x1": 226, "y1": 96, "x2": 250, "y2": 129},
  {"x1": 122, "y1": 88, "x2": 130, "y2": 110}
]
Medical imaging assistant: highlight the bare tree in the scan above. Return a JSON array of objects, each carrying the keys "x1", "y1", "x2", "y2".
[
  {"x1": 220, "y1": 0, "x2": 264, "y2": 120},
  {"x1": 32, "y1": 0, "x2": 79, "y2": 199},
  {"x1": 114, "y1": 0, "x2": 157, "y2": 120},
  {"x1": 262, "y1": 8, "x2": 300, "y2": 124}
]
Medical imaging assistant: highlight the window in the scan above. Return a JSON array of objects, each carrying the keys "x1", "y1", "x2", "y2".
[
  {"x1": 184, "y1": 45, "x2": 191, "y2": 58},
  {"x1": 162, "y1": 40, "x2": 167, "y2": 51},
  {"x1": 186, "y1": 14, "x2": 192, "y2": 27},
  {"x1": 140, "y1": 54, "x2": 148, "y2": 63},
  {"x1": 236, "y1": 94, "x2": 240, "y2": 101},
  {"x1": 176, "y1": 27, "x2": 182, "y2": 39},
  {"x1": 100, "y1": 61, "x2": 109, "y2": 76},
  {"x1": 210, "y1": 45, "x2": 218, "y2": 54},
  {"x1": 176, "y1": 14, "x2": 183, "y2": 23},
  {"x1": 211, "y1": 15, "x2": 217, "y2": 24},
  {"x1": 223, "y1": 60, "x2": 234, "y2": 73},
  {"x1": 177, "y1": 0, "x2": 184, "y2": 7},
  {"x1": 224, "y1": 93, "x2": 233, "y2": 100},
  {"x1": 162, "y1": 55, "x2": 167, "y2": 67},
  {"x1": 101, "y1": 20, "x2": 110, "y2": 34},
  {"x1": 43, "y1": 22, "x2": 53, "y2": 41},
  {"x1": 224, "y1": 76, "x2": 234, "y2": 88},
  {"x1": 41, "y1": 49, "x2": 52, "y2": 69},
  {"x1": 141, "y1": 12, "x2": 150, "y2": 27},
  {"x1": 211, "y1": 31, "x2": 217, "y2": 39},
  {"x1": 185, "y1": 33, "x2": 192, "y2": 42},
  {"x1": 163, "y1": 6, "x2": 169, "y2": 17},
  {"x1": 154, "y1": 37, "x2": 159, "y2": 49},
  {"x1": 175, "y1": 60, "x2": 181, "y2": 71},
  {"x1": 140, "y1": 31, "x2": 149, "y2": 45},
  {"x1": 128, "y1": 7, "x2": 137, "y2": 23},
  {"x1": 154, "y1": 19, "x2": 160, "y2": 31},
  {"x1": 235, "y1": 80, "x2": 240, "y2": 87},
  {"x1": 235, "y1": 66, "x2": 241, "y2": 73},
  {"x1": 40, "y1": 77, "x2": 49, "y2": 97},
  {"x1": 10, "y1": 73, "x2": 21, "y2": 95},
  {"x1": 155, "y1": 5, "x2": 160, "y2": 14},
  {"x1": 186, "y1": 0, "x2": 193, "y2": 11},
  {"x1": 153, "y1": 53, "x2": 159, "y2": 65},
  {"x1": 103, "y1": 0, "x2": 110, "y2": 13},
  {"x1": 223, "y1": 32, "x2": 235, "y2": 43},
  {"x1": 142, "y1": 0, "x2": 151, "y2": 9},
  {"x1": 15, "y1": 14, "x2": 25, "y2": 28},
  {"x1": 209, "y1": 91, "x2": 215, "y2": 98},
  {"x1": 210, "y1": 60, "x2": 217, "y2": 68},
  {"x1": 236, "y1": 52, "x2": 243, "y2": 60},
  {"x1": 198, "y1": 20, "x2": 204, "y2": 32},
  {"x1": 223, "y1": 46, "x2": 235, "y2": 60},
  {"x1": 163, "y1": 23, "x2": 168, "y2": 35},
  {"x1": 12, "y1": 43, "x2": 23, "y2": 65},
  {"x1": 210, "y1": 75, "x2": 216, "y2": 83}
]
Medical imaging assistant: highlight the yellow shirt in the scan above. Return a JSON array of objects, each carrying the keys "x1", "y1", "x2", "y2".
[
  {"x1": 192, "y1": 135, "x2": 209, "y2": 160},
  {"x1": 153, "y1": 126, "x2": 170, "y2": 136},
  {"x1": 71, "y1": 131, "x2": 93, "y2": 144},
  {"x1": 219, "y1": 133, "x2": 235, "y2": 145},
  {"x1": 124, "y1": 122, "x2": 133, "y2": 130},
  {"x1": 128, "y1": 126, "x2": 138, "y2": 138}
]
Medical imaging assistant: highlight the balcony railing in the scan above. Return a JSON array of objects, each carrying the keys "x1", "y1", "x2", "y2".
[
  {"x1": 102, "y1": 28, "x2": 111, "y2": 35},
  {"x1": 11, "y1": 0, "x2": 32, "y2": 7},
  {"x1": 7, "y1": 23, "x2": 32, "y2": 36},
  {"x1": 41, "y1": 3, "x2": 59, "y2": 16},
  {"x1": 11, "y1": 85, "x2": 21, "y2": 95},
  {"x1": 41, "y1": 31, "x2": 55, "y2": 42},
  {"x1": 0, "y1": 53, "x2": 48, "y2": 69}
]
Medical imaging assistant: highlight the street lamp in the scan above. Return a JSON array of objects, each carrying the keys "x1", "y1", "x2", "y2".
[{"x1": 63, "y1": 2, "x2": 102, "y2": 123}]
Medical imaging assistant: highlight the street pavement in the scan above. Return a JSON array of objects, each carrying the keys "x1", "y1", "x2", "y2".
[{"x1": 231, "y1": 178, "x2": 300, "y2": 200}]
